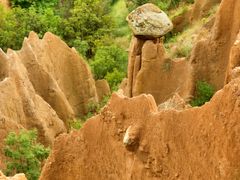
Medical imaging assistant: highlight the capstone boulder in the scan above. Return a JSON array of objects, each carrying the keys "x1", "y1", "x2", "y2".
[{"x1": 126, "y1": 3, "x2": 173, "y2": 38}]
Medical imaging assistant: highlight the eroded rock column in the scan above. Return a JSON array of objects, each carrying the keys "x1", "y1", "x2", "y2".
[
  {"x1": 127, "y1": 37, "x2": 166, "y2": 99},
  {"x1": 126, "y1": 3, "x2": 174, "y2": 104},
  {"x1": 126, "y1": 3, "x2": 193, "y2": 105},
  {"x1": 225, "y1": 31, "x2": 240, "y2": 83}
]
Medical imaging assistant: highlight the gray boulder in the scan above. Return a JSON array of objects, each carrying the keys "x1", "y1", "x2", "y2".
[{"x1": 126, "y1": 3, "x2": 173, "y2": 38}]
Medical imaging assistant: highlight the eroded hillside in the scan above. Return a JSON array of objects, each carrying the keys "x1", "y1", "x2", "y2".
[
  {"x1": 0, "y1": 32, "x2": 110, "y2": 170},
  {"x1": 40, "y1": 0, "x2": 240, "y2": 179},
  {"x1": 0, "y1": 0, "x2": 240, "y2": 179},
  {"x1": 41, "y1": 77, "x2": 240, "y2": 179}
]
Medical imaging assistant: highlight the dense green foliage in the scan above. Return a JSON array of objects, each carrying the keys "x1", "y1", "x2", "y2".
[
  {"x1": 111, "y1": 0, "x2": 130, "y2": 38},
  {"x1": 190, "y1": 81, "x2": 214, "y2": 107},
  {"x1": 0, "y1": 1, "x2": 221, "y2": 178},
  {"x1": 11, "y1": 0, "x2": 58, "y2": 8},
  {"x1": 62, "y1": 0, "x2": 114, "y2": 58},
  {"x1": 0, "y1": 7, "x2": 61, "y2": 51},
  {"x1": 90, "y1": 45, "x2": 128, "y2": 90},
  {"x1": 4, "y1": 129, "x2": 50, "y2": 180},
  {"x1": 0, "y1": 0, "x2": 196, "y2": 91},
  {"x1": 68, "y1": 119, "x2": 83, "y2": 130},
  {"x1": 0, "y1": 0, "x2": 114, "y2": 58},
  {"x1": 105, "y1": 68, "x2": 126, "y2": 91}
]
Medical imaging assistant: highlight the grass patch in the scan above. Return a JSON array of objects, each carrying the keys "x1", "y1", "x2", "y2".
[
  {"x1": 164, "y1": 3, "x2": 219, "y2": 59},
  {"x1": 68, "y1": 119, "x2": 83, "y2": 131},
  {"x1": 190, "y1": 81, "x2": 214, "y2": 107},
  {"x1": 169, "y1": 4, "x2": 190, "y2": 19},
  {"x1": 164, "y1": 21, "x2": 205, "y2": 59},
  {"x1": 164, "y1": 26, "x2": 195, "y2": 59}
]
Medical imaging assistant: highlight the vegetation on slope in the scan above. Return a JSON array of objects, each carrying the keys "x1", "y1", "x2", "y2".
[
  {"x1": 164, "y1": 3, "x2": 219, "y2": 59},
  {"x1": 0, "y1": 0, "x2": 129, "y2": 91},
  {"x1": 190, "y1": 81, "x2": 214, "y2": 106},
  {"x1": 125, "y1": 0, "x2": 194, "y2": 12},
  {"x1": 4, "y1": 129, "x2": 49, "y2": 180},
  {"x1": 0, "y1": 0, "x2": 218, "y2": 120},
  {"x1": 0, "y1": 0, "x2": 222, "y2": 177},
  {"x1": 0, "y1": 0, "x2": 203, "y2": 92},
  {"x1": 68, "y1": 95, "x2": 110, "y2": 130},
  {"x1": 111, "y1": 0, "x2": 131, "y2": 50}
]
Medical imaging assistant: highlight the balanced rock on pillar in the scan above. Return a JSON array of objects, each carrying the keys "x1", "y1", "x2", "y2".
[
  {"x1": 126, "y1": 4, "x2": 193, "y2": 105},
  {"x1": 126, "y1": 3, "x2": 173, "y2": 38}
]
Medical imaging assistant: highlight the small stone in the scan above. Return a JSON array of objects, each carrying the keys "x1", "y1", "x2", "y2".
[
  {"x1": 123, "y1": 126, "x2": 132, "y2": 145},
  {"x1": 123, "y1": 125, "x2": 140, "y2": 147}
]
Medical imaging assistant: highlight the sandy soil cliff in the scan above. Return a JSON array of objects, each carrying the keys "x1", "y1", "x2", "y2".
[
  {"x1": 0, "y1": 32, "x2": 110, "y2": 169},
  {"x1": 40, "y1": 0, "x2": 240, "y2": 178},
  {"x1": 40, "y1": 75, "x2": 240, "y2": 180},
  {"x1": 190, "y1": 0, "x2": 240, "y2": 90}
]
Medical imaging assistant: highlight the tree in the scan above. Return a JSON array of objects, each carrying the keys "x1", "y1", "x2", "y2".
[
  {"x1": 0, "y1": 0, "x2": 114, "y2": 58},
  {"x1": 90, "y1": 45, "x2": 128, "y2": 90},
  {"x1": 0, "y1": 6, "x2": 61, "y2": 51},
  {"x1": 105, "y1": 68, "x2": 126, "y2": 90},
  {"x1": 61, "y1": 0, "x2": 114, "y2": 58},
  {"x1": 10, "y1": 0, "x2": 58, "y2": 8},
  {"x1": 4, "y1": 129, "x2": 50, "y2": 180}
]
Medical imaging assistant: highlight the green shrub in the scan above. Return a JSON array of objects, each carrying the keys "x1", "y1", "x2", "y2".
[
  {"x1": 110, "y1": 0, "x2": 118, "y2": 5},
  {"x1": 55, "y1": 0, "x2": 74, "y2": 18},
  {"x1": 68, "y1": 119, "x2": 83, "y2": 130},
  {"x1": 11, "y1": 0, "x2": 58, "y2": 8},
  {"x1": 0, "y1": 0, "x2": 113, "y2": 59},
  {"x1": 111, "y1": 0, "x2": 130, "y2": 38},
  {"x1": 62, "y1": 0, "x2": 114, "y2": 58},
  {"x1": 90, "y1": 45, "x2": 128, "y2": 89},
  {"x1": 72, "y1": 40, "x2": 89, "y2": 58},
  {"x1": 105, "y1": 68, "x2": 126, "y2": 91},
  {"x1": 99, "y1": 95, "x2": 111, "y2": 108},
  {"x1": 190, "y1": 81, "x2": 214, "y2": 106},
  {"x1": 168, "y1": 0, "x2": 181, "y2": 8},
  {"x1": 156, "y1": 1, "x2": 170, "y2": 11},
  {"x1": 0, "y1": 7, "x2": 61, "y2": 51},
  {"x1": 87, "y1": 101, "x2": 99, "y2": 115},
  {"x1": 125, "y1": 0, "x2": 148, "y2": 10},
  {"x1": 4, "y1": 129, "x2": 50, "y2": 180}
]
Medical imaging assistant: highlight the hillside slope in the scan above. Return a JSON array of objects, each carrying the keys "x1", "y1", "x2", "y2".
[{"x1": 40, "y1": 0, "x2": 240, "y2": 179}]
